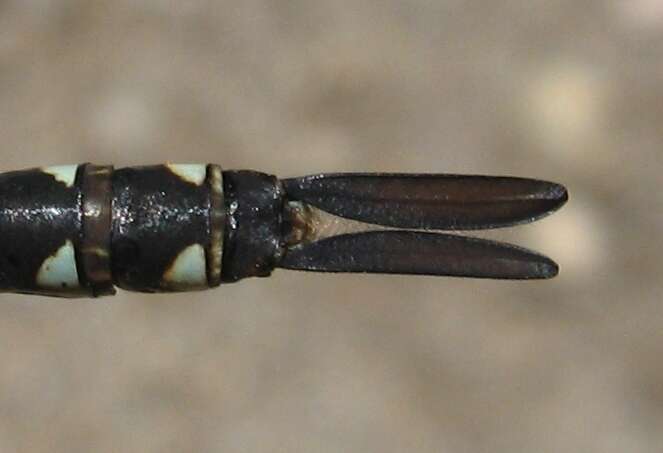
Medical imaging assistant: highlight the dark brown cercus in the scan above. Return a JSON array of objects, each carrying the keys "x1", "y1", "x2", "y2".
[{"x1": 279, "y1": 173, "x2": 568, "y2": 280}]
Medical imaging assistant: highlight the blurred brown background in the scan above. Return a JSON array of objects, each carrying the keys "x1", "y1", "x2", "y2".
[{"x1": 0, "y1": 1, "x2": 661, "y2": 452}]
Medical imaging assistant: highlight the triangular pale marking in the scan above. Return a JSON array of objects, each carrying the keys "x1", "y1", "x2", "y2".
[
  {"x1": 166, "y1": 164, "x2": 206, "y2": 186},
  {"x1": 42, "y1": 165, "x2": 78, "y2": 188},
  {"x1": 37, "y1": 240, "x2": 81, "y2": 290},
  {"x1": 163, "y1": 244, "x2": 207, "y2": 290}
]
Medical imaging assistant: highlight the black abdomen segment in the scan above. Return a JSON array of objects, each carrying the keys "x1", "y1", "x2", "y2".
[
  {"x1": 0, "y1": 164, "x2": 226, "y2": 297},
  {"x1": 0, "y1": 166, "x2": 84, "y2": 296},
  {"x1": 220, "y1": 171, "x2": 283, "y2": 283},
  {"x1": 111, "y1": 165, "x2": 224, "y2": 292}
]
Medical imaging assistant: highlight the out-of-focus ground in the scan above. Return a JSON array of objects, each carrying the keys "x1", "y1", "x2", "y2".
[{"x1": 0, "y1": 1, "x2": 661, "y2": 452}]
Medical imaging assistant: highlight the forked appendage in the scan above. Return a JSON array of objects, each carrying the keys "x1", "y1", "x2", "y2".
[
  {"x1": 0, "y1": 165, "x2": 568, "y2": 299},
  {"x1": 279, "y1": 173, "x2": 568, "y2": 280}
]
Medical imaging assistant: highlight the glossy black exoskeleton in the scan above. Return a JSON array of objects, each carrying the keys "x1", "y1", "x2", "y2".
[{"x1": 0, "y1": 163, "x2": 568, "y2": 298}]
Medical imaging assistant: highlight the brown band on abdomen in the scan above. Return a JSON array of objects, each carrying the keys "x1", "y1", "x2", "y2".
[
  {"x1": 78, "y1": 164, "x2": 115, "y2": 297},
  {"x1": 206, "y1": 164, "x2": 224, "y2": 287}
]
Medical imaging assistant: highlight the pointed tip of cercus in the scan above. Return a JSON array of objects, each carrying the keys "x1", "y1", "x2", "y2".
[
  {"x1": 516, "y1": 179, "x2": 569, "y2": 226},
  {"x1": 538, "y1": 257, "x2": 560, "y2": 279},
  {"x1": 548, "y1": 181, "x2": 569, "y2": 208},
  {"x1": 496, "y1": 240, "x2": 561, "y2": 280},
  {"x1": 538, "y1": 180, "x2": 569, "y2": 211},
  {"x1": 522, "y1": 252, "x2": 559, "y2": 280}
]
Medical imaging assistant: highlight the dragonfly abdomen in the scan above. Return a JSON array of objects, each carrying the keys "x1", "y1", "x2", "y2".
[
  {"x1": 0, "y1": 163, "x2": 567, "y2": 299},
  {"x1": 0, "y1": 164, "x2": 230, "y2": 297}
]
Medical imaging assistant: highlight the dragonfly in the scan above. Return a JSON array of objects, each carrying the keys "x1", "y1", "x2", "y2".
[{"x1": 0, "y1": 163, "x2": 568, "y2": 298}]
